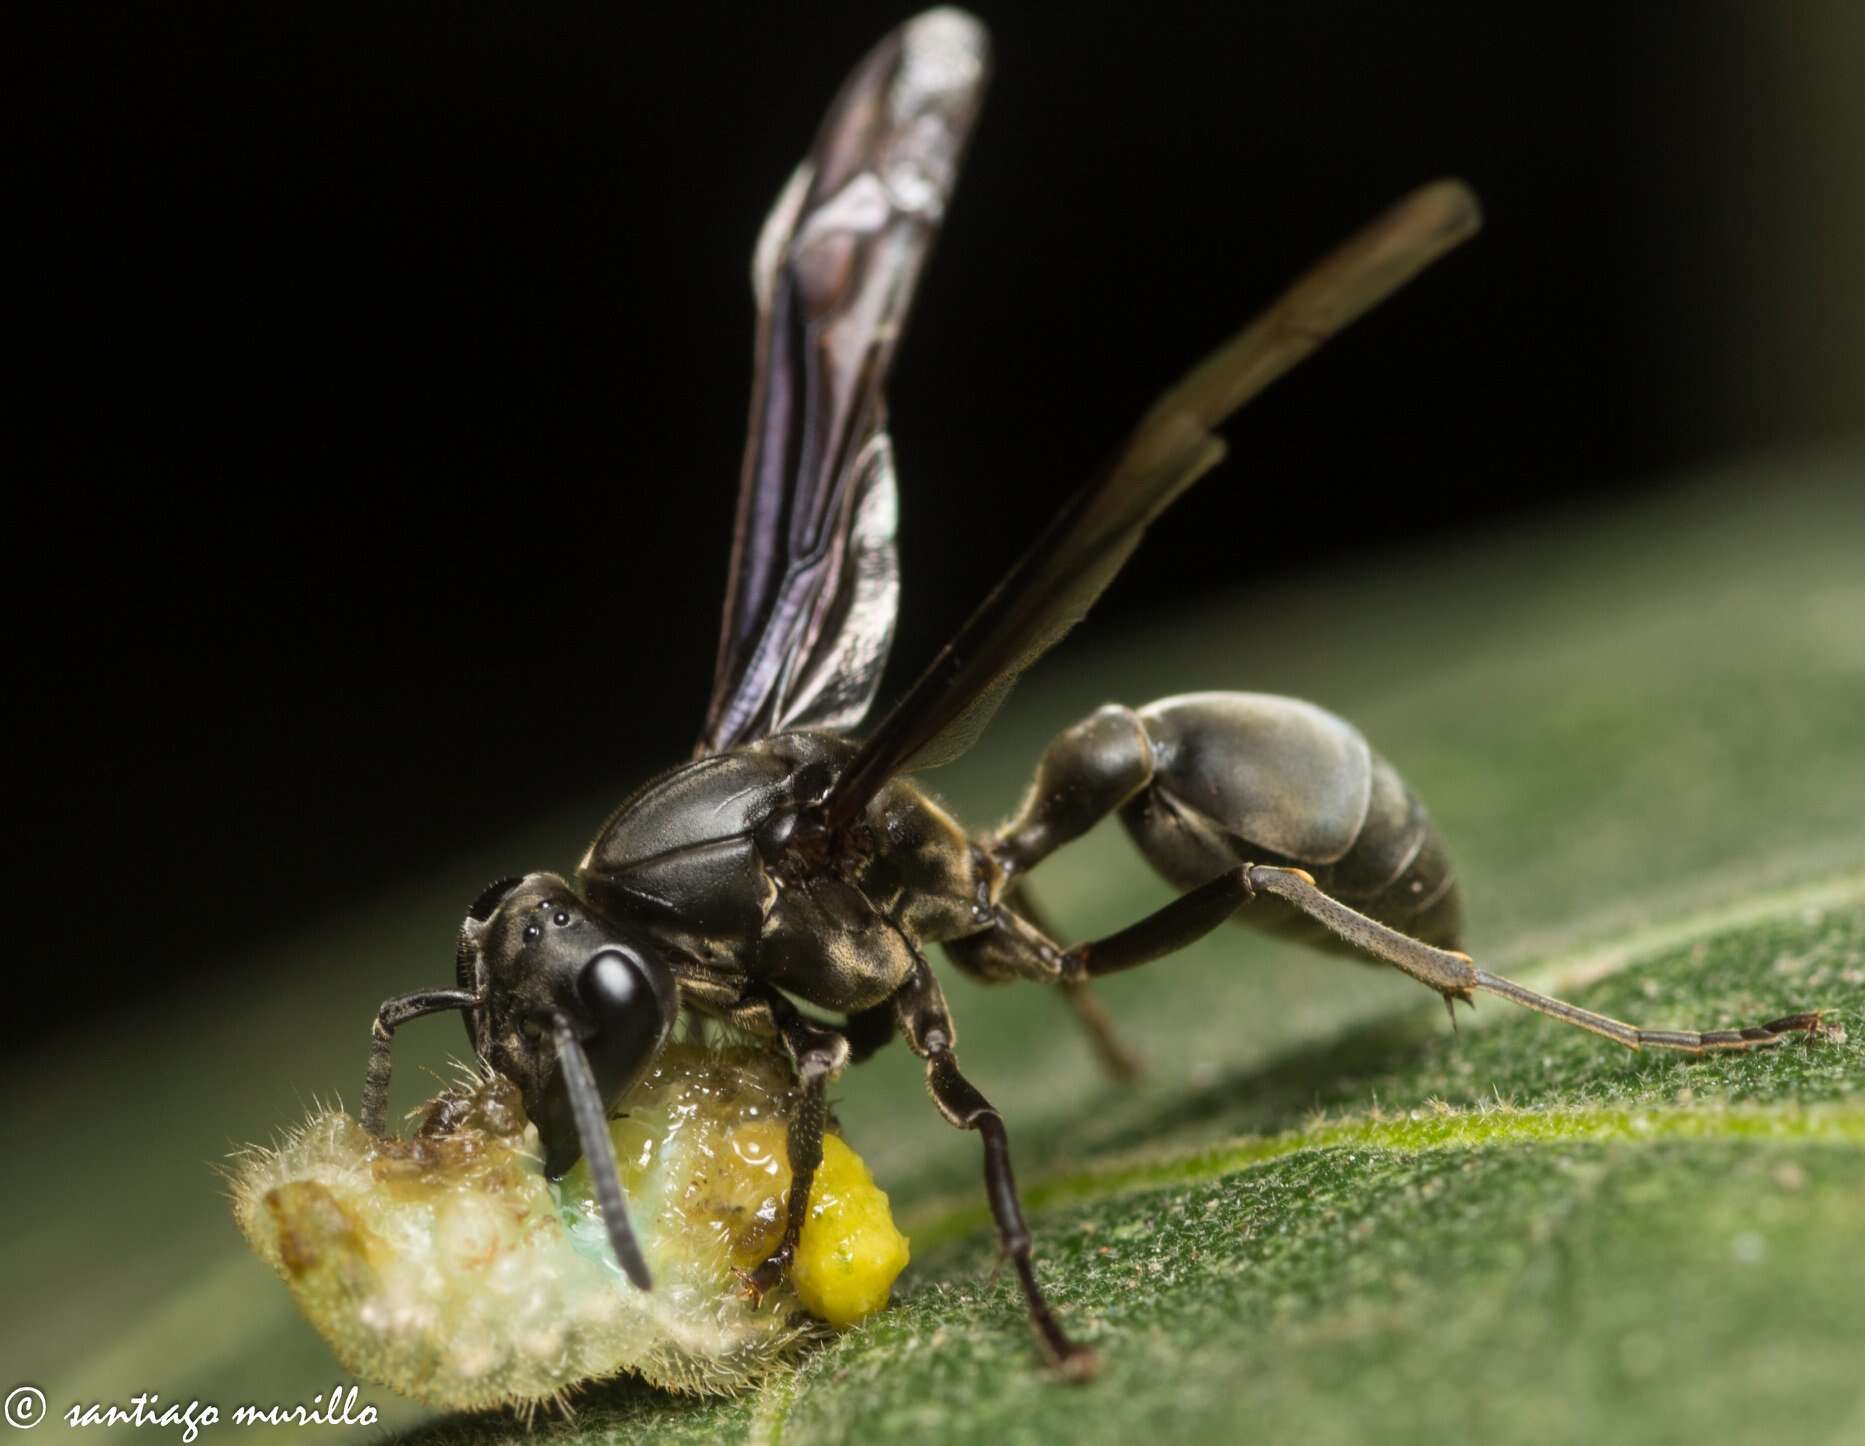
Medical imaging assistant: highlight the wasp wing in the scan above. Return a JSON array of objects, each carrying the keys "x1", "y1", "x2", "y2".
[
  {"x1": 822, "y1": 179, "x2": 1483, "y2": 828},
  {"x1": 697, "y1": 10, "x2": 989, "y2": 755}
]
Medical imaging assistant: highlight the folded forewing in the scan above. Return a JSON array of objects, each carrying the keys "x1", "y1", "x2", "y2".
[{"x1": 698, "y1": 10, "x2": 989, "y2": 754}]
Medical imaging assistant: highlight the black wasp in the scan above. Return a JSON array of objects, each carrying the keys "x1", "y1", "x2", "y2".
[{"x1": 356, "y1": 8, "x2": 1825, "y2": 1376}]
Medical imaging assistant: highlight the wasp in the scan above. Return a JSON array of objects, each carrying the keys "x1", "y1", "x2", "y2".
[{"x1": 354, "y1": 7, "x2": 1825, "y2": 1378}]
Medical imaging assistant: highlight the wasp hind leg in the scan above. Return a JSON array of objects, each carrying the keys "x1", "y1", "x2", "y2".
[
  {"x1": 1009, "y1": 881, "x2": 1144, "y2": 1080},
  {"x1": 986, "y1": 698, "x2": 1822, "y2": 1056},
  {"x1": 955, "y1": 704, "x2": 1162, "y2": 1081},
  {"x1": 943, "y1": 883, "x2": 1144, "y2": 1082},
  {"x1": 1060, "y1": 863, "x2": 1826, "y2": 1053}
]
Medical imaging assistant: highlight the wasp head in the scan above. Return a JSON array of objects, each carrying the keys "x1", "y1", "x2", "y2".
[
  {"x1": 455, "y1": 874, "x2": 679, "y2": 1178},
  {"x1": 450, "y1": 871, "x2": 678, "y2": 1289}
]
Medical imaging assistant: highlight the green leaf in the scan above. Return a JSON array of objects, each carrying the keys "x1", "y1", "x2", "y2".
[{"x1": 8, "y1": 456, "x2": 1861, "y2": 1444}]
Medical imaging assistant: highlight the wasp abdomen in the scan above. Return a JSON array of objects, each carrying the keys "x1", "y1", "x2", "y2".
[{"x1": 1118, "y1": 692, "x2": 1462, "y2": 951}]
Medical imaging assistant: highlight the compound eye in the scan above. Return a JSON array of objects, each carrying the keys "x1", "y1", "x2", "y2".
[
  {"x1": 579, "y1": 948, "x2": 651, "y2": 1016},
  {"x1": 576, "y1": 947, "x2": 677, "y2": 1071},
  {"x1": 553, "y1": 946, "x2": 679, "y2": 1159}
]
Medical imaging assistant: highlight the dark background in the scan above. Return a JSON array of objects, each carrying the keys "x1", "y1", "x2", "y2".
[{"x1": 8, "y1": 2, "x2": 1854, "y2": 1045}]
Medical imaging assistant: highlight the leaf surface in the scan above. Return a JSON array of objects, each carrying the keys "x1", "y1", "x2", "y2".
[{"x1": 7, "y1": 456, "x2": 1861, "y2": 1444}]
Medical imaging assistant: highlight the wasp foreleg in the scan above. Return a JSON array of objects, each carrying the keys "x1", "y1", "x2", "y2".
[{"x1": 727, "y1": 985, "x2": 851, "y2": 1303}]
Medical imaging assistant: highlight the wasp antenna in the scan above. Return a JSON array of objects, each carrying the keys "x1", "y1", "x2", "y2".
[{"x1": 552, "y1": 1015, "x2": 654, "y2": 1291}]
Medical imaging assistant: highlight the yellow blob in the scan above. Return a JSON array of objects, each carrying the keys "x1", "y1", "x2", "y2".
[
  {"x1": 721, "y1": 1122, "x2": 910, "y2": 1326},
  {"x1": 791, "y1": 1133, "x2": 911, "y2": 1328}
]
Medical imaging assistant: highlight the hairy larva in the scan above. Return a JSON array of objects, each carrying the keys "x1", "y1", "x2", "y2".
[{"x1": 232, "y1": 1041, "x2": 908, "y2": 1408}]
